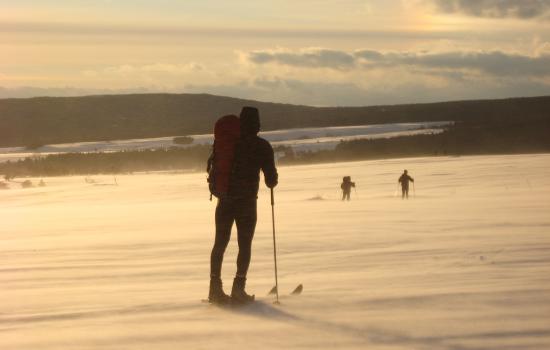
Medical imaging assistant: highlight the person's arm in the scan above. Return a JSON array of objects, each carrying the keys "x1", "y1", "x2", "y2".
[{"x1": 261, "y1": 140, "x2": 278, "y2": 188}]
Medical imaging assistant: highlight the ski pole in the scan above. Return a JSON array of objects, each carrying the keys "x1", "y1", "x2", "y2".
[{"x1": 270, "y1": 188, "x2": 280, "y2": 304}]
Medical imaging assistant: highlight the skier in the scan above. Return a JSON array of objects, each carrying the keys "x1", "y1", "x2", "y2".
[
  {"x1": 340, "y1": 176, "x2": 355, "y2": 201},
  {"x1": 208, "y1": 106, "x2": 278, "y2": 304},
  {"x1": 398, "y1": 170, "x2": 414, "y2": 199}
]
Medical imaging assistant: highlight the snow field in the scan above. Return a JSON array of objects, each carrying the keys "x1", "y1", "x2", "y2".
[{"x1": 1, "y1": 154, "x2": 549, "y2": 349}]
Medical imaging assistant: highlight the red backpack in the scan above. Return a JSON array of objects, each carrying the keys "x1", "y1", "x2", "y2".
[{"x1": 207, "y1": 115, "x2": 240, "y2": 199}]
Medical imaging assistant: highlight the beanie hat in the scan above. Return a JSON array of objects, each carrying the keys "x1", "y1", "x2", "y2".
[{"x1": 240, "y1": 106, "x2": 260, "y2": 135}]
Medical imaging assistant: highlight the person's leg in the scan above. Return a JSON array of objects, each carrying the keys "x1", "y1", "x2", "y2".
[
  {"x1": 209, "y1": 199, "x2": 235, "y2": 303},
  {"x1": 234, "y1": 199, "x2": 257, "y2": 277},
  {"x1": 210, "y1": 199, "x2": 234, "y2": 278},
  {"x1": 231, "y1": 199, "x2": 257, "y2": 302}
]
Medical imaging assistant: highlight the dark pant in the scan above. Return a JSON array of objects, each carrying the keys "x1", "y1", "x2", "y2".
[
  {"x1": 342, "y1": 190, "x2": 350, "y2": 201},
  {"x1": 210, "y1": 198, "x2": 257, "y2": 278},
  {"x1": 401, "y1": 186, "x2": 409, "y2": 199}
]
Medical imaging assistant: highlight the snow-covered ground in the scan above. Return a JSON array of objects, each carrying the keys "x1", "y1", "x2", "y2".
[
  {"x1": 1, "y1": 154, "x2": 549, "y2": 350},
  {"x1": 0, "y1": 122, "x2": 449, "y2": 163}
]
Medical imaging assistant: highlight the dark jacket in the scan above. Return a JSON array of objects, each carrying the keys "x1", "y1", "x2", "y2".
[
  {"x1": 398, "y1": 174, "x2": 414, "y2": 188},
  {"x1": 341, "y1": 181, "x2": 355, "y2": 192},
  {"x1": 228, "y1": 135, "x2": 278, "y2": 199}
]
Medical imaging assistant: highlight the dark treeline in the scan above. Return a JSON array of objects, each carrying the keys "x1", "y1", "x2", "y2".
[
  {"x1": 1, "y1": 93, "x2": 549, "y2": 147},
  {"x1": 0, "y1": 146, "x2": 211, "y2": 178},
  {"x1": 280, "y1": 117, "x2": 550, "y2": 164},
  {"x1": 2, "y1": 116, "x2": 549, "y2": 178}
]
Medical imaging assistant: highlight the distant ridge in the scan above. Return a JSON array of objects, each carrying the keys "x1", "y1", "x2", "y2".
[{"x1": 1, "y1": 93, "x2": 549, "y2": 147}]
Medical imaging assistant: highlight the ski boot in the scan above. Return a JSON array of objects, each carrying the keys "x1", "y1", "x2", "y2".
[
  {"x1": 208, "y1": 277, "x2": 231, "y2": 304},
  {"x1": 231, "y1": 276, "x2": 255, "y2": 304}
]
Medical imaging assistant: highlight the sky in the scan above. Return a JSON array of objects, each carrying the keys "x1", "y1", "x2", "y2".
[{"x1": 1, "y1": 0, "x2": 550, "y2": 106}]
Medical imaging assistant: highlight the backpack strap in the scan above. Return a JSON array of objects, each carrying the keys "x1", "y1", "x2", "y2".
[{"x1": 207, "y1": 142, "x2": 215, "y2": 201}]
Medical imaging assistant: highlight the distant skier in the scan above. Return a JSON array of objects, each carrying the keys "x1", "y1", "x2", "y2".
[
  {"x1": 398, "y1": 170, "x2": 414, "y2": 199},
  {"x1": 207, "y1": 106, "x2": 278, "y2": 304},
  {"x1": 341, "y1": 176, "x2": 356, "y2": 201}
]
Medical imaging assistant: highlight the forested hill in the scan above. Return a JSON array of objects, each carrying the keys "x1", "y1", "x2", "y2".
[{"x1": 1, "y1": 93, "x2": 549, "y2": 147}]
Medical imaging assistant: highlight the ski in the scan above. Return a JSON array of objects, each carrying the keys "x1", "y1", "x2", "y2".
[
  {"x1": 267, "y1": 284, "x2": 303, "y2": 296},
  {"x1": 202, "y1": 284, "x2": 302, "y2": 305},
  {"x1": 291, "y1": 284, "x2": 303, "y2": 295}
]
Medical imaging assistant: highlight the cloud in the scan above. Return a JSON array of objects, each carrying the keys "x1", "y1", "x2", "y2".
[
  {"x1": 356, "y1": 50, "x2": 550, "y2": 77},
  {"x1": 246, "y1": 48, "x2": 550, "y2": 77},
  {"x1": 3, "y1": 48, "x2": 550, "y2": 106},
  {"x1": 247, "y1": 48, "x2": 356, "y2": 70},
  {"x1": 431, "y1": 0, "x2": 550, "y2": 20},
  {"x1": 99, "y1": 63, "x2": 204, "y2": 75}
]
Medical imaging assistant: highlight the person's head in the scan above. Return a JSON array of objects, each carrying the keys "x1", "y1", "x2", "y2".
[
  {"x1": 404, "y1": 169, "x2": 408, "y2": 174},
  {"x1": 240, "y1": 106, "x2": 260, "y2": 135}
]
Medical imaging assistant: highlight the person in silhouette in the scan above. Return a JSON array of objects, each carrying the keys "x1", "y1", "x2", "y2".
[
  {"x1": 398, "y1": 170, "x2": 414, "y2": 199},
  {"x1": 340, "y1": 176, "x2": 355, "y2": 201},
  {"x1": 209, "y1": 106, "x2": 278, "y2": 304}
]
